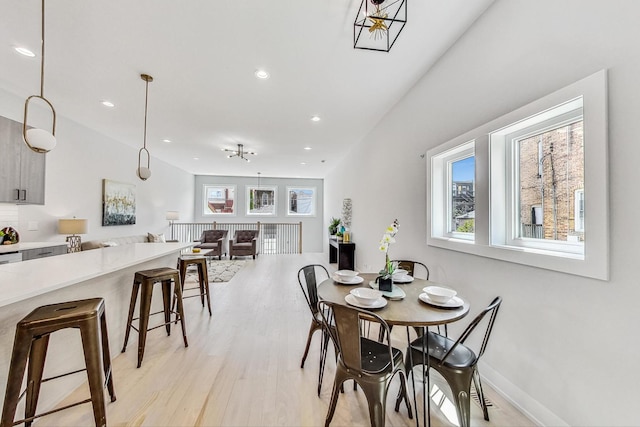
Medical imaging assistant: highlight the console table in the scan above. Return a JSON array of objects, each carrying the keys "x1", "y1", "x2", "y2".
[{"x1": 329, "y1": 239, "x2": 355, "y2": 271}]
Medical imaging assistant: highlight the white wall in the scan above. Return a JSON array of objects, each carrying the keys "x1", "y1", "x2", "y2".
[
  {"x1": 194, "y1": 175, "x2": 324, "y2": 252},
  {"x1": 0, "y1": 87, "x2": 194, "y2": 244},
  {"x1": 325, "y1": 1, "x2": 639, "y2": 425}
]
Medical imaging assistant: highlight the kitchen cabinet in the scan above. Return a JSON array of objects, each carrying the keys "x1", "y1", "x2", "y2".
[
  {"x1": 0, "y1": 115, "x2": 46, "y2": 204},
  {"x1": 20, "y1": 244, "x2": 67, "y2": 260}
]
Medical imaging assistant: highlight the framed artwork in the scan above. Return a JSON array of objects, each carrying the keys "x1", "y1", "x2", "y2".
[
  {"x1": 102, "y1": 179, "x2": 136, "y2": 226},
  {"x1": 246, "y1": 185, "x2": 277, "y2": 216},
  {"x1": 203, "y1": 185, "x2": 236, "y2": 216},
  {"x1": 287, "y1": 187, "x2": 316, "y2": 216}
]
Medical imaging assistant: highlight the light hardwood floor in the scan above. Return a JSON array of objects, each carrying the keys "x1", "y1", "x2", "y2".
[{"x1": 24, "y1": 253, "x2": 534, "y2": 426}]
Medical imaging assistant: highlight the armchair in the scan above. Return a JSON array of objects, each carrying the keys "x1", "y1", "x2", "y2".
[
  {"x1": 229, "y1": 229, "x2": 259, "y2": 259},
  {"x1": 194, "y1": 229, "x2": 228, "y2": 260}
]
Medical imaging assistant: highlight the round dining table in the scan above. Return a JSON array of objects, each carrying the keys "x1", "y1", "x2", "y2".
[
  {"x1": 317, "y1": 273, "x2": 470, "y2": 327},
  {"x1": 317, "y1": 272, "x2": 471, "y2": 427}
]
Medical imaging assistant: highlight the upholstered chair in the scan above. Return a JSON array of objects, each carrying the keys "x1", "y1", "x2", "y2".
[
  {"x1": 229, "y1": 229, "x2": 259, "y2": 259},
  {"x1": 194, "y1": 229, "x2": 228, "y2": 260}
]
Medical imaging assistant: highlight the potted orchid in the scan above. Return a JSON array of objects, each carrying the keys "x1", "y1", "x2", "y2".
[{"x1": 377, "y1": 219, "x2": 399, "y2": 291}]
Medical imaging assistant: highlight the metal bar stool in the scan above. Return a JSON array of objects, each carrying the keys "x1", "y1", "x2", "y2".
[
  {"x1": 1, "y1": 298, "x2": 116, "y2": 427},
  {"x1": 121, "y1": 267, "x2": 188, "y2": 368},
  {"x1": 176, "y1": 256, "x2": 212, "y2": 316}
]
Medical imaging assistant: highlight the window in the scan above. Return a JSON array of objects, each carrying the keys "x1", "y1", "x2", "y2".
[
  {"x1": 203, "y1": 185, "x2": 236, "y2": 216},
  {"x1": 429, "y1": 140, "x2": 475, "y2": 242},
  {"x1": 427, "y1": 70, "x2": 608, "y2": 280},
  {"x1": 287, "y1": 187, "x2": 316, "y2": 216},
  {"x1": 492, "y1": 98, "x2": 584, "y2": 255}
]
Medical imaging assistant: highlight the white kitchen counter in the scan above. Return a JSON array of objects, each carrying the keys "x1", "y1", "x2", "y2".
[
  {"x1": 0, "y1": 241, "x2": 66, "y2": 254},
  {"x1": 0, "y1": 241, "x2": 193, "y2": 413},
  {"x1": 0, "y1": 242, "x2": 191, "y2": 308}
]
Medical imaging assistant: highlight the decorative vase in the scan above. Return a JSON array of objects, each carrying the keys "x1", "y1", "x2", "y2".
[{"x1": 376, "y1": 275, "x2": 393, "y2": 292}]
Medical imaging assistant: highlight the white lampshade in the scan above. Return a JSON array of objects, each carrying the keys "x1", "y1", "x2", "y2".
[
  {"x1": 58, "y1": 218, "x2": 88, "y2": 235},
  {"x1": 166, "y1": 211, "x2": 180, "y2": 221},
  {"x1": 25, "y1": 128, "x2": 57, "y2": 152},
  {"x1": 137, "y1": 166, "x2": 151, "y2": 180}
]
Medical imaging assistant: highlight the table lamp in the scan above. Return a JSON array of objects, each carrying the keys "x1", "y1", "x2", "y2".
[{"x1": 58, "y1": 218, "x2": 87, "y2": 253}]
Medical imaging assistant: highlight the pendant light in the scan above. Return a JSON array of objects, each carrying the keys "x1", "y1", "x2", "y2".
[
  {"x1": 137, "y1": 73, "x2": 153, "y2": 180},
  {"x1": 23, "y1": 0, "x2": 57, "y2": 153}
]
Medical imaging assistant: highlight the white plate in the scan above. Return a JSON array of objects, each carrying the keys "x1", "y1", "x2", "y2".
[
  {"x1": 393, "y1": 275, "x2": 414, "y2": 283},
  {"x1": 418, "y1": 293, "x2": 464, "y2": 308},
  {"x1": 333, "y1": 274, "x2": 364, "y2": 285},
  {"x1": 345, "y1": 294, "x2": 388, "y2": 309},
  {"x1": 368, "y1": 281, "x2": 406, "y2": 300}
]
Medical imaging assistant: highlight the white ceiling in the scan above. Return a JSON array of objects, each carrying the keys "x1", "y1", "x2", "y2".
[{"x1": 0, "y1": 0, "x2": 494, "y2": 178}]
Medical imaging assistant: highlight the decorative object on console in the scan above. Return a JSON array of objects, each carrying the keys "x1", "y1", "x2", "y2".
[
  {"x1": 328, "y1": 217, "x2": 341, "y2": 238},
  {"x1": 22, "y1": 0, "x2": 57, "y2": 153},
  {"x1": 166, "y1": 211, "x2": 179, "y2": 240},
  {"x1": 136, "y1": 74, "x2": 154, "y2": 180},
  {"x1": 342, "y1": 198, "x2": 352, "y2": 228},
  {"x1": 378, "y1": 219, "x2": 399, "y2": 289},
  {"x1": 102, "y1": 179, "x2": 136, "y2": 226},
  {"x1": 224, "y1": 143, "x2": 256, "y2": 162},
  {"x1": 58, "y1": 218, "x2": 87, "y2": 253},
  {"x1": 353, "y1": 0, "x2": 407, "y2": 52}
]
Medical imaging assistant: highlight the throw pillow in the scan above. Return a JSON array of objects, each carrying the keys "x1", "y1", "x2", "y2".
[
  {"x1": 102, "y1": 241, "x2": 119, "y2": 247},
  {"x1": 148, "y1": 232, "x2": 166, "y2": 243}
]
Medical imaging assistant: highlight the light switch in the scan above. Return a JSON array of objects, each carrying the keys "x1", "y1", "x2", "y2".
[{"x1": 27, "y1": 221, "x2": 38, "y2": 231}]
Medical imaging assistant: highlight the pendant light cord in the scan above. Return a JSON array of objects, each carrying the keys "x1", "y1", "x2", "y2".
[
  {"x1": 143, "y1": 78, "x2": 149, "y2": 149},
  {"x1": 40, "y1": 0, "x2": 45, "y2": 97}
]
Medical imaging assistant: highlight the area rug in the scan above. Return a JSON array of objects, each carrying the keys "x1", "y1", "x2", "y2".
[{"x1": 207, "y1": 260, "x2": 246, "y2": 283}]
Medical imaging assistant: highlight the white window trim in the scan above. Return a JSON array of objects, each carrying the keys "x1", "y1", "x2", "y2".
[
  {"x1": 427, "y1": 69, "x2": 608, "y2": 280},
  {"x1": 429, "y1": 139, "x2": 475, "y2": 242},
  {"x1": 493, "y1": 100, "x2": 584, "y2": 255}
]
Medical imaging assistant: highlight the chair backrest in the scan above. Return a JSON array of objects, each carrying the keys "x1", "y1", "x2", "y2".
[
  {"x1": 234, "y1": 229, "x2": 258, "y2": 243},
  {"x1": 297, "y1": 264, "x2": 329, "y2": 316},
  {"x1": 200, "y1": 229, "x2": 227, "y2": 242},
  {"x1": 318, "y1": 300, "x2": 395, "y2": 375},
  {"x1": 443, "y1": 296, "x2": 502, "y2": 363},
  {"x1": 393, "y1": 260, "x2": 430, "y2": 280}
]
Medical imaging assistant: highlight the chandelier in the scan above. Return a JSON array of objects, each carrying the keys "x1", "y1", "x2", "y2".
[
  {"x1": 224, "y1": 143, "x2": 256, "y2": 162},
  {"x1": 353, "y1": 0, "x2": 407, "y2": 52}
]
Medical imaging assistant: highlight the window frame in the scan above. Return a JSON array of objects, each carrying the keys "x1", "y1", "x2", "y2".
[
  {"x1": 426, "y1": 70, "x2": 608, "y2": 280},
  {"x1": 429, "y1": 139, "x2": 476, "y2": 242},
  {"x1": 493, "y1": 100, "x2": 584, "y2": 255},
  {"x1": 202, "y1": 184, "x2": 236, "y2": 216}
]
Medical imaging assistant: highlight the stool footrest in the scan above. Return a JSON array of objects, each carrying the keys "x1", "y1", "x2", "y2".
[{"x1": 11, "y1": 398, "x2": 92, "y2": 426}]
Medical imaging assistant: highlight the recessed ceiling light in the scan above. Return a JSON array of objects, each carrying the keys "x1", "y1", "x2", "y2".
[
  {"x1": 100, "y1": 100, "x2": 115, "y2": 108},
  {"x1": 255, "y1": 69, "x2": 270, "y2": 79},
  {"x1": 14, "y1": 47, "x2": 35, "y2": 57},
  {"x1": 304, "y1": 146, "x2": 312, "y2": 150},
  {"x1": 193, "y1": 157, "x2": 199, "y2": 160},
  {"x1": 162, "y1": 139, "x2": 171, "y2": 143},
  {"x1": 311, "y1": 115, "x2": 321, "y2": 122},
  {"x1": 300, "y1": 162, "x2": 307, "y2": 165}
]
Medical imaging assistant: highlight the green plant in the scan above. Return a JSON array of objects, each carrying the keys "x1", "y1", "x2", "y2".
[{"x1": 328, "y1": 217, "x2": 341, "y2": 235}]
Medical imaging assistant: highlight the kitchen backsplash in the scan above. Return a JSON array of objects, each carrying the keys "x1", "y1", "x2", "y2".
[{"x1": 0, "y1": 203, "x2": 19, "y2": 230}]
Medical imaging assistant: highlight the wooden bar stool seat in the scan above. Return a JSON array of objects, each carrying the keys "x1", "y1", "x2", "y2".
[
  {"x1": 1, "y1": 298, "x2": 116, "y2": 427},
  {"x1": 176, "y1": 256, "x2": 212, "y2": 316},
  {"x1": 121, "y1": 267, "x2": 188, "y2": 368}
]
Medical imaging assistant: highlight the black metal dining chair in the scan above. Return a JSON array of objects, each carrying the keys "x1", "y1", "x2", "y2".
[
  {"x1": 297, "y1": 264, "x2": 333, "y2": 395},
  {"x1": 318, "y1": 300, "x2": 413, "y2": 427},
  {"x1": 398, "y1": 296, "x2": 502, "y2": 427},
  {"x1": 391, "y1": 260, "x2": 430, "y2": 280}
]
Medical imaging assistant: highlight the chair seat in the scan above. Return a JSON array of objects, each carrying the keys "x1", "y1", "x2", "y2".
[
  {"x1": 361, "y1": 337, "x2": 404, "y2": 373},
  {"x1": 410, "y1": 331, "x2": 477, "y2": 369}
]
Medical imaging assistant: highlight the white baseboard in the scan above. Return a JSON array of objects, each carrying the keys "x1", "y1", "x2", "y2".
[{"x1": 479, "y1": 361, "x2": 569, "y2": 427}]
